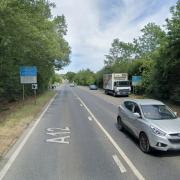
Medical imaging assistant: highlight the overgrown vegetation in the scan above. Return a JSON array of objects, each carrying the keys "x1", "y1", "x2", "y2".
[
  {"x1": 0, "y1": 91, "x2": 55, "y2": 156},
  {"x1": 65, "y1": 69, "x2": 96, "y2": 86},
  {"x1": 0, "y1": 0, "x2": 70, "y2": 102}
]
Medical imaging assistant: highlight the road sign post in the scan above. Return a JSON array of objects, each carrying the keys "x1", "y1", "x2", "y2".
[
  {"x1": 34, "y1": 89, "x2": 36, "y2": 105},
  {"x1": 22, "y1": 84, "x2": 25, "y2": 105},
  {"x1": 32, "y1": 84, "x2": 38, "y2": 104}
]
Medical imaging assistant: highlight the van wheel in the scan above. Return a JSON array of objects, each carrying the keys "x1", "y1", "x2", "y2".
[
  {"x1": 139, "y1": 132, "x2": 151, "y2": 153},
  {"x1": 117, "y1": 116, "x2": 123, "y2": 131}
]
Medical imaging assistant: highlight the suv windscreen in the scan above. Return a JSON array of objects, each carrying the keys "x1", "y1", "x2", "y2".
[{"x1": 141, "y1": 105, "x2": 176, "y2": 120}]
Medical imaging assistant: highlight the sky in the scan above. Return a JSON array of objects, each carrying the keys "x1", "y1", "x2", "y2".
[{"x1": 51, "y1": 0, "x2": 178, "y2": 74}]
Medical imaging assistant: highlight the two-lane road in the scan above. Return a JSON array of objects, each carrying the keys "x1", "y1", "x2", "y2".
[
  {"x1": 1, "y1": 85, "x2": 180, "y2": 180},
  {"x1": 0, "y1": 85, "x2": 137, "y2": 180}
]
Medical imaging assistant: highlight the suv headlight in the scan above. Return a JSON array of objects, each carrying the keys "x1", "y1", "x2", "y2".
[{"x1": 150, "y1": 125, "x2": 166, "y2": 136}]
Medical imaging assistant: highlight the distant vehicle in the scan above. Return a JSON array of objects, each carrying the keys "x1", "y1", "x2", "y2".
[
  {"x1": 70, "y1": 83, "x2": 75, "y2": 87},
  {"x1": 103, "y1": 73, "x2": 131, "y2": 97},
  {"x1": 89, "y1": 84, "x2": 97, "y2": 90},
  {"x1": 51, "y1": 84, "x2": 56, "y2": 89},
  {"x1": 117, "y1": 99, "x2": 179, "y2": 153}
]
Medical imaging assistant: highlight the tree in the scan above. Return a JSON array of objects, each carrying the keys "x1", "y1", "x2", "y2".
[
  {"x1": 104, "y1": 39, "x2": 135, "y2": 66},
  {"x1": 0, "y1": 0, "x2": 71, "y2": 101},
  {"x1": 133, "y1": 23, "x2": 166, "y2": 59},
  {"x1": 74, "y1": 69, "x2": 95, "y2": 86},
  {"x1": 65, "y1": 72, "x2": 76, "y2": 82},
  {"x1": 152, "y1": 0, "x2": 180, "y2": 103}
]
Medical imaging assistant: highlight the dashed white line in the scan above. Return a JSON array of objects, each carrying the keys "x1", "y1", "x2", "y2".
[
  {"x1": 88, "y1": 116, "x2": 92, "y2": 121},
  {"x1": 80, "y1": 104, "x2": 83, "y2": 107},
  {"x1": 73, "y1": 92, "x2": 145, "y2": 180},
  {"x1": 113, "y1": 154, "x2": 126, "y2": 173}
]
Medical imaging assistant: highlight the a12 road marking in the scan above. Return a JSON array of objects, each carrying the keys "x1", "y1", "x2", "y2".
[{"x1": 46, "y1": 127, "x2": 71, "y2": 144}]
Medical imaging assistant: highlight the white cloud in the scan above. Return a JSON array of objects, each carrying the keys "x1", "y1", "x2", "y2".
[{"x1": 51, "y1": 0, "x2": 178, "y2": 73}]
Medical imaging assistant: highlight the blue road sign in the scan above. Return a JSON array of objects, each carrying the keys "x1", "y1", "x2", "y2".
[
  {"x1": 20, "y1": 66, "x2": 37, "y2": 84},
  {"x1": 20, "y1": 66, "x2": 37, "y2": 76},
  {"x1": 132, "y1": 76, "x2": 142, "y2": 86}
]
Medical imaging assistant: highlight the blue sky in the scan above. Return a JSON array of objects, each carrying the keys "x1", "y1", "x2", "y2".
[{"x1": 51, "y1": 0, "x2": 178, "y2": 73}]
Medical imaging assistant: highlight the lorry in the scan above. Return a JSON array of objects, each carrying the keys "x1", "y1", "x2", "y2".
[{"x1": 103, "y1": 73, "x2": 131, "y2": 96}]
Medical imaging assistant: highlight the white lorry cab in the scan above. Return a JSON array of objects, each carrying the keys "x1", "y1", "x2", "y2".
[{"x1": 103, "y1": 73, "x2": 131, "y2": 96}]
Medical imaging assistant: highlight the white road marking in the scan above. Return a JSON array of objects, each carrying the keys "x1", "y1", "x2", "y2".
[
  {"x1": 88, "y1": 116, "x2": 92, "y2": 121},
  {"x1": 113, "y1": 154, "x2": 126, "y2": 173},
  {"x1": 47, "y1": 127, "x2": 70, "y2": 132},
  {"x1": 0, "y1": 93, "x2": 58, "y2": 180},
  {"x1": 46, "y1": 136, "x2": 70, "y2": 144},
  {"x1": 46, "y1": 132, "x2": 70, "y2": 136},
  {"x1": 80, "y1": 104, "x2": 83, "y2": 107},
  {"x1": 73, "y1": 92, "x2": 145, "y2": 180},
  {"x1": 46, "y1": 127, "x2": 71, "y2": 144}
]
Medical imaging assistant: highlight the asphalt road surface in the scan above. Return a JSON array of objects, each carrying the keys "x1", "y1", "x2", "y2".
[{"x1": 1, "y1": 85, "x2": 180, "y2": 180}]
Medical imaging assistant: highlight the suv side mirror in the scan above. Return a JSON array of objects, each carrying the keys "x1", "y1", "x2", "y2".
[
  {"x1": 133, "y1": 112, "x2": 141, "y2": 118},
  {"x1": 174, "y1": 112, "x2": 177, "y2": 116}
]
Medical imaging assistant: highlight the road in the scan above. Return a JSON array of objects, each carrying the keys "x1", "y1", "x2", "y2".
[{"x1": 1, "y1": 85, "x2": 180, "y2": 180}]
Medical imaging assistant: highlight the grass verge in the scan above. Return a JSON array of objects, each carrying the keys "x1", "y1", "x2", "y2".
[{"x1": 0, "y1": 91, "x2": 55, "y2": 158}]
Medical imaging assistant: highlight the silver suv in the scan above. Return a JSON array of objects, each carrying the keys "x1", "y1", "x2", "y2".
[{"x1": 117, "y1": 99, "x2": 179, "y2": 153}]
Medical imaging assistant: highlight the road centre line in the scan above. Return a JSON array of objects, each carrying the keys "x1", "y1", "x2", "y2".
[
  {"x1": 88, "y1": 116, "x2": 92, "y2": 121},
  {"x1": 0, "y1": 94, "x2": 58, "y2": 180},
  {"x1": 112, "y1": 154, "x2": 126, "y2": 173},
  {"x1": 73, "y1": 91, "x2": 145, "y2": 180}
]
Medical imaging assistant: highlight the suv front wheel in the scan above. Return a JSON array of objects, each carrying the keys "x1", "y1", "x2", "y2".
[
  {"x1": 139, "y1": 132, "x2": 151, "y2": 153},
  {"x1": 117, "y1": 116, "x2": 123, "y2": 131}
]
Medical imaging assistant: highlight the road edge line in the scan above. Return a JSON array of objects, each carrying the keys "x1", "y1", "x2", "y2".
[{"x1": 0, "y1": 93, "x2": 57, "y2": 180}]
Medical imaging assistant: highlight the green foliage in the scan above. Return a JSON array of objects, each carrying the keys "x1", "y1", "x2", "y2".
[
  {"x1": 104, "y1": 39, "x2": 135, "y2": 66},
  {"x1": 50, "y1": 73, "x2": 62, "y2": 84},
  {"x1": 151, "y1": 0, "x2": 180, "y2": 103},
  {"x1": 133, "y1": 23, "x2": 166, "y2": 58},
  {"x1": 127, "y1": 59, "x2": 144, "y2": 77},
  {"x1": 74, "y1": 69, "x2": 96, "y2": 86},
  {"x1": 140, "y1": 60, "x2": 154, "y2": 94},
  {"x1": 0, "y1": 0, "x2": 70, "y2": 101},
  {"x1": 99, "y1": 1, "x2": 180, "y2": 103},
  {"x1": 65, "y1": 72, "x2": 76, "y2": 83}
]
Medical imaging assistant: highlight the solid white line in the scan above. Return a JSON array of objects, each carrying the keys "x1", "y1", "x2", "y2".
[
  {"x1": 0, "y1": 93, "x2": 57, "y2": 180},
  {"x1": 113, "y1": 154, "x2": 127, "y2": 173},
  {"x1": 74, "y1": 93, "x2": 145, "y2": 180},
  {"x1": 88, "y1": 116, "x2": 92, "y2": 121}
]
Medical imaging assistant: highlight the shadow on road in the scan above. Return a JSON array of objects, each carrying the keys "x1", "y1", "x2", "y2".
[
  {"x1": 152, "y1": 150, "x2": 180, "y2": 157},
  {"x1": 115, "y1": 123, "x2": 139, "y2": 148}
]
